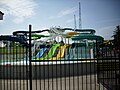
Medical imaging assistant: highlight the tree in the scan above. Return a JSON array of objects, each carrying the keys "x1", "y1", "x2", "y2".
[{"x1": 113, "y1": 25, "x2": 120, "y2": 50}]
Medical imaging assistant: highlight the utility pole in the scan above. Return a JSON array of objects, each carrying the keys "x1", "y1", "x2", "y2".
[
  {"x1": 79, "y1": 2, "x2": 82, "y2": 29},
  {"x1": 74, "y1": 14, "x2": 77, "y2": 30}
]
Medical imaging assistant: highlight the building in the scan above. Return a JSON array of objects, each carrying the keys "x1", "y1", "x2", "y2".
[{"x1": 0, "y1": 11, "x2": 4, "y2": 20}]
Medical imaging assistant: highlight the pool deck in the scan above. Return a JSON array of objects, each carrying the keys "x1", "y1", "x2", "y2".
[{"x1": 0, "y1": 75, "x2": 107, "y2": 90}]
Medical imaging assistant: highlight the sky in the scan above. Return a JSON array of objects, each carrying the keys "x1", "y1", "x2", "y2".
[{"x1": 0, "y1": 0, "x2": 120, "y2": 40}]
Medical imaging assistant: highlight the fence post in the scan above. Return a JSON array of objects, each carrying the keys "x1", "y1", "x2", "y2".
[
  {"x1": 96, "y1": 39, "x2": 100, "y2": 84},
  {"x1": 29, "y1": 24, "x2": 32, "y2": 90},
  {"x1": 116, "y1": 46, "x2": 120, "y2": 85}
]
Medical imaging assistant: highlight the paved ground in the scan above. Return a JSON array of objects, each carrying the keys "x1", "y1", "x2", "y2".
[{"x1": 0, "y1": 75, "x2": 104, "y2": 90}]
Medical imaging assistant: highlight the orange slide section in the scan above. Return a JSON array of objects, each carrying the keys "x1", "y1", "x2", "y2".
[{"x1": 49, "y1": 44, "x2": 69, "y2": 60}]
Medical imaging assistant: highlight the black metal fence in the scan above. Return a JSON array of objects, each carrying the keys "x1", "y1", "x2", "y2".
[
  {"x1": 0, "y1": 38, "x2": 97, "y2": 90},
  {"x1": 97, "y1": 42, "x2": 120, "y2": 90},
  {"x1": 0, "y1": 26, "x2": 119, "y2": 90}
]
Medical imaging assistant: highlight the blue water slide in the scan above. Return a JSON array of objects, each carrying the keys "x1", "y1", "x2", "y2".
[
  {"x1": 35, "y1": 48, "x2": 47, "y2": 58},
  {"x1": 35, "y1": 44, "x2": 50, "y2": 59}
]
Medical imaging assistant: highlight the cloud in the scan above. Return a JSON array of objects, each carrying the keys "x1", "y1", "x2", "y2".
[
  {"x1": 49, "y1": 7, "x2": 78, "y2": 19},
  {"x1": 0, "y1": 20, "x2": 4, "y2": 23},
  {"x1": 66, "y1": 16, "x2": 79, "y2": 23},
  {"x1": 13, "y1": 17, "x2": 25, "y2": 24},
  {"x1": 0, "y1": 0, "x2": 37, "y2": 23},
  {"x1": 96, "y1": 25, "x2": 115, "y2": 40},
  {"x1": 99, "y1": 18, "x2": 120, "y2": 24}
]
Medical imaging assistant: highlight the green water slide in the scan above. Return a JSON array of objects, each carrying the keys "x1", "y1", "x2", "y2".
[
  {"x1": 49, "y1": 44, "x2": 70, "y2": 60},
  {"x1": 37, "y1": 44, "x2": 60, "y2": 60}
]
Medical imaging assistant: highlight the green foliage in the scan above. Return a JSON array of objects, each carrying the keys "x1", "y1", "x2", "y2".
[
  {"x1": 113, "y1": 25, "x2": 120, "y2": 49},
  {"x1": 0, "y1": 46, "x2": 27, "y2": 54}
]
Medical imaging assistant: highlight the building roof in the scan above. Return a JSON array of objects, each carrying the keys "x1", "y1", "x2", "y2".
[{"x1": 0, "y1": 11, "x2": 4, "y2": 15}]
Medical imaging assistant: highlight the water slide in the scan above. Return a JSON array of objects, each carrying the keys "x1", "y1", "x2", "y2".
[
  {"x1": 65, "y1": 32, "x2": 79, "y2": 38},
  {"x1": 64, "y1": 43, "x2": 76, "y2": 59},
  {"x1": 13, "y1": 30, "x2": 49, "y2": 36},
  {"x1": 34, "y1": 45, "x2": 50, "y2": 58},
  {"x1": 36, "y1": 44, "x2": 60, "y2": 60},
  {"x1": 0, "y1": 36, "x2": 28, "y2": 46},
  {"x1": 49, "y1": 44, "x2": 69, "y2": 60},
  {"x1": 35, "y1": 48, "x2": 47, "y2": 58}
]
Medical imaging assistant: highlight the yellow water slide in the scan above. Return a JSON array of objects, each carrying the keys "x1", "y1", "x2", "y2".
[
  {"x1": 49, "y1": 44, "x2": 69, "y2": 60},
  {"x1": 65, "y1": 32, "x2": 79, "y2": 38}
]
